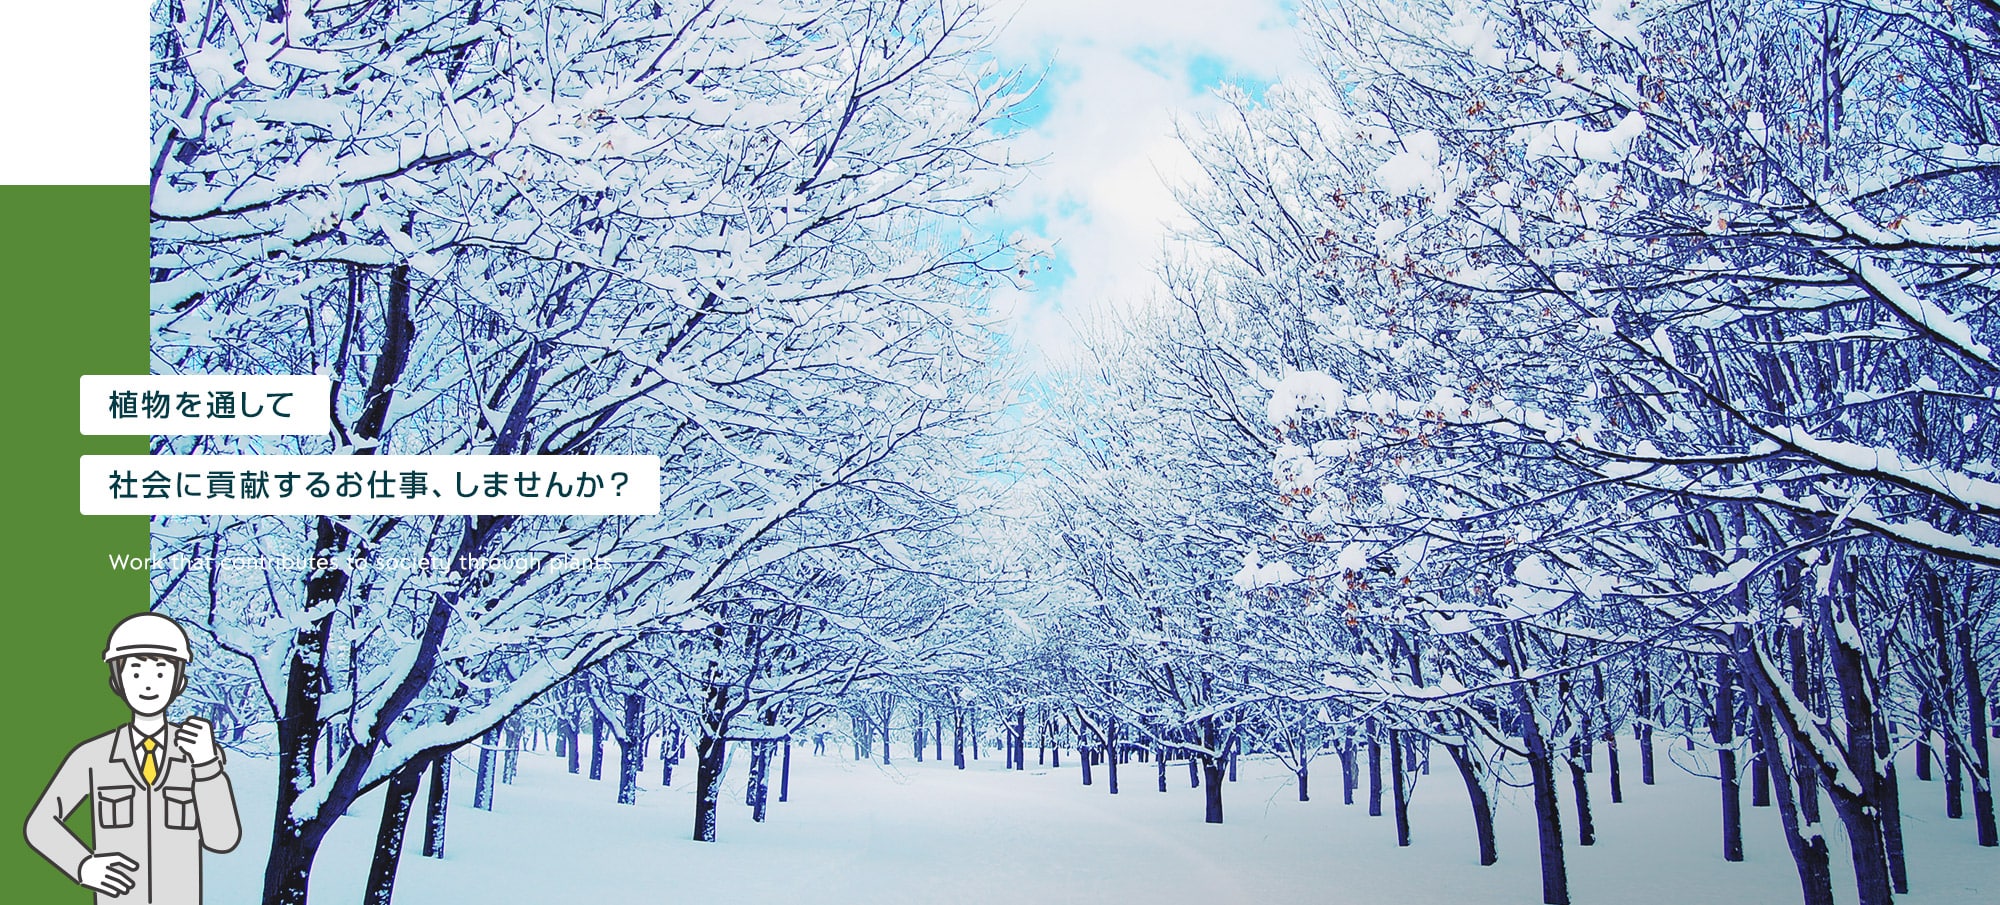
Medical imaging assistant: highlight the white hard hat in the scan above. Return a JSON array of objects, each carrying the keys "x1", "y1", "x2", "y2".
[{"x1": 103, "y1": 613, "x2": 191, "y2": 662}]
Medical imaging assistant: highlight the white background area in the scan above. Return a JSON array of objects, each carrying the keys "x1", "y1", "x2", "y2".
[{"x1": 1, "y1": 2, "x2": 149, "y2": 184}]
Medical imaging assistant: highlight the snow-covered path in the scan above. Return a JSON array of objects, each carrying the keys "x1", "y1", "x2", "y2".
[{"x1": 206, "y1": 741, "x2": 1994, "y2": 903}]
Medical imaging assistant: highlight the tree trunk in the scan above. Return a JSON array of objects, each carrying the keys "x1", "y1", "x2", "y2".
[
  {"x1": 502, "y1": 721, "x2": 521, "y2": 785},
  {"x1": 1955, "y1": 598, "x2": 1998, "y2": 845},
  {"x1": 1605, "y1": 730, "x2": 1623, "y2": 804},
  {"x1": 589, "y1": 713, "x2": 606, "y2": 781},
  {"x1": 1200, "y1": 716, "x2": 1225, "y2": 823},
  {"x1": 1202, "y1": 755, "x2": 1225, "y2": 824},
  {"x1": 752, "y1": 742, "x2": 772, "y2": 823},
  {"x1": 421, "y1": 752, "x2": 449, "y2": 859},
  {"x1": 1447, "y1": 742, "x2": 1498, "y2": 866},
  {"x1": 1917, "y1": 707, "x2": 1935, "y2": 783},
  {"x1": 779, "y1": 738, "x2": 792, "y2": 803},
  {"x1": 261, "y1": 815, "x2": 335, "y2": 905},
  {"x1": 1946, "y1": 737, "x2": 1966, "y2": 819},
  {"x1": 1392, "y1": 730, "x2": 1411, "y2": 846},
  {"x1": 692, "y1": 729, "x2": 726, "y2": 842},
  {"x1": 881, "y1": 694, "x2": 894, "y2": 766},
  {"x1": 473, "y1": 727, "x2": 498, "y2": 811},
  {"x1": 1339, "y1": 740, "x2": 1356, "y2": 805},
  {"x1": 1751, "y1": 724, "x2": 1771, "y2": 808},
  {"x1": 1015, "y1": 708, "x2": 1028, "y2": 771},
  {"x1": 1526, "y1": 741, "x2": 1569, "y2": 905},
  {"x1": 1918, "y1": 573, "x2": 1943, "y2": 805},
  {"x1": 1753, "y1": 686, "x2": 1837, "y2": 905},
  {"x1": 263, "y1": 525, "x2": 346, "y2": 905},
  {"x1": 1787, "y1": 622, "x2": 1822, "y2": 827},
  {"x1": 1878, "y1": 724, "x2": 1909, "y2": 894},
  {"x1": 661, "y1": 722, "x2": 679, "y2": 787},
  {"x1": 1105, "y1": 717, "x2": 1120, "y2": 794},
  {"x1": 1368, "y1": 731, "x2": 1384, "y2": 817},
  {"x1": 1514, "y1": 678, "x2": 1569, "y2": 905},
  {"x1": 1716, "y1": 652, "x2": 1743, "y2": 862},
  {"x1": 953, "y1": 709, "x2": 967, "y2": 769},
  {"x1": 1639, "y1": 723, "x2": 1655, "y2": 785},
  {"x1": 1828, "y1": 788, "x2": 1895, "y2": 905},
  {"x1": 1568, "y1": 741, "x2": 1594, "y2": 847},
  {"x1": 746, "y1": 737, "x2": 767, "y2": 808},
  {"x1": 363, "y1": 758, "x2": 425, "y2": 905},
  {"x1": 1636, "y1": 663, "x2": 1657, "y2": 786},
  {"x1": 1822, "y1": 562, "x2": 1894, "y2": 905},
  {"x1": 617, "y1": 693, "x2": 643, "y2": 806}
]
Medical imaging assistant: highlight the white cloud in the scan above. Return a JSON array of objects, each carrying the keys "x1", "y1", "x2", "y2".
[{"x1": 979, "y1": 0, "x2": 1306, "y2": 366}]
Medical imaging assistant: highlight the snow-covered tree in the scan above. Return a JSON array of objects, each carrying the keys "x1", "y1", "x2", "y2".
[
  {"x1": 149, "y1": 0, "x2": 1031, "y2": 900},
  {"x1": 1100, "y1": 0, "x2": 2000, "y2": 902}
]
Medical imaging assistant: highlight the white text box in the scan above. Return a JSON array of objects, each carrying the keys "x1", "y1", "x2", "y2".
[
  {"x1": 82, "y1": 375, "x2": 333, "y2": 435},
  {"x1": 83, "y1": 455, "x2": 660, "y2": 515}
]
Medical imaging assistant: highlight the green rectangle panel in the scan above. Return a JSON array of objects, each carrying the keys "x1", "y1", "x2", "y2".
[{"x1": 0, "y1": 185, "x2": 150, "y2": 902}]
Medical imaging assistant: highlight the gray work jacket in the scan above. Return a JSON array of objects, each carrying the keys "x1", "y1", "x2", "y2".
[{"x1": 25, "y1": 723, "x2": 241, "y2": 904}]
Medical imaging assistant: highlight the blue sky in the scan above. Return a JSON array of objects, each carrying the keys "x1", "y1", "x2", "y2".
[{"x1": 976, "y1": 0, "x2": 1306, "y2": 365}]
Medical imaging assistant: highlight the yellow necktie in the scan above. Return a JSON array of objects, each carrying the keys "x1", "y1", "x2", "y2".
[{"x1": 141, "y1": 737, "x2": 159, "y2": 785}]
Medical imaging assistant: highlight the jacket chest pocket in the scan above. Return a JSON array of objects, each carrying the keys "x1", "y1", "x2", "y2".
[
  {"x1": 96, "y1": 785, "x2": 136, "y2": 829},
  {"x1": 163, "y1": 787, "x2": 199, "y2": 831}
]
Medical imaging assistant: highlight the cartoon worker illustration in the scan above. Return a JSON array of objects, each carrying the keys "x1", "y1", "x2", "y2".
[{"x1": 25, "y1": 613, "x2": 240, "y2": 902}]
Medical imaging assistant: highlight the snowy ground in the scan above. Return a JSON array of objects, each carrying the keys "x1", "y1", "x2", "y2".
[{"x1": 206, "y1": 739, "x2": 1995, "y2": 904}]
